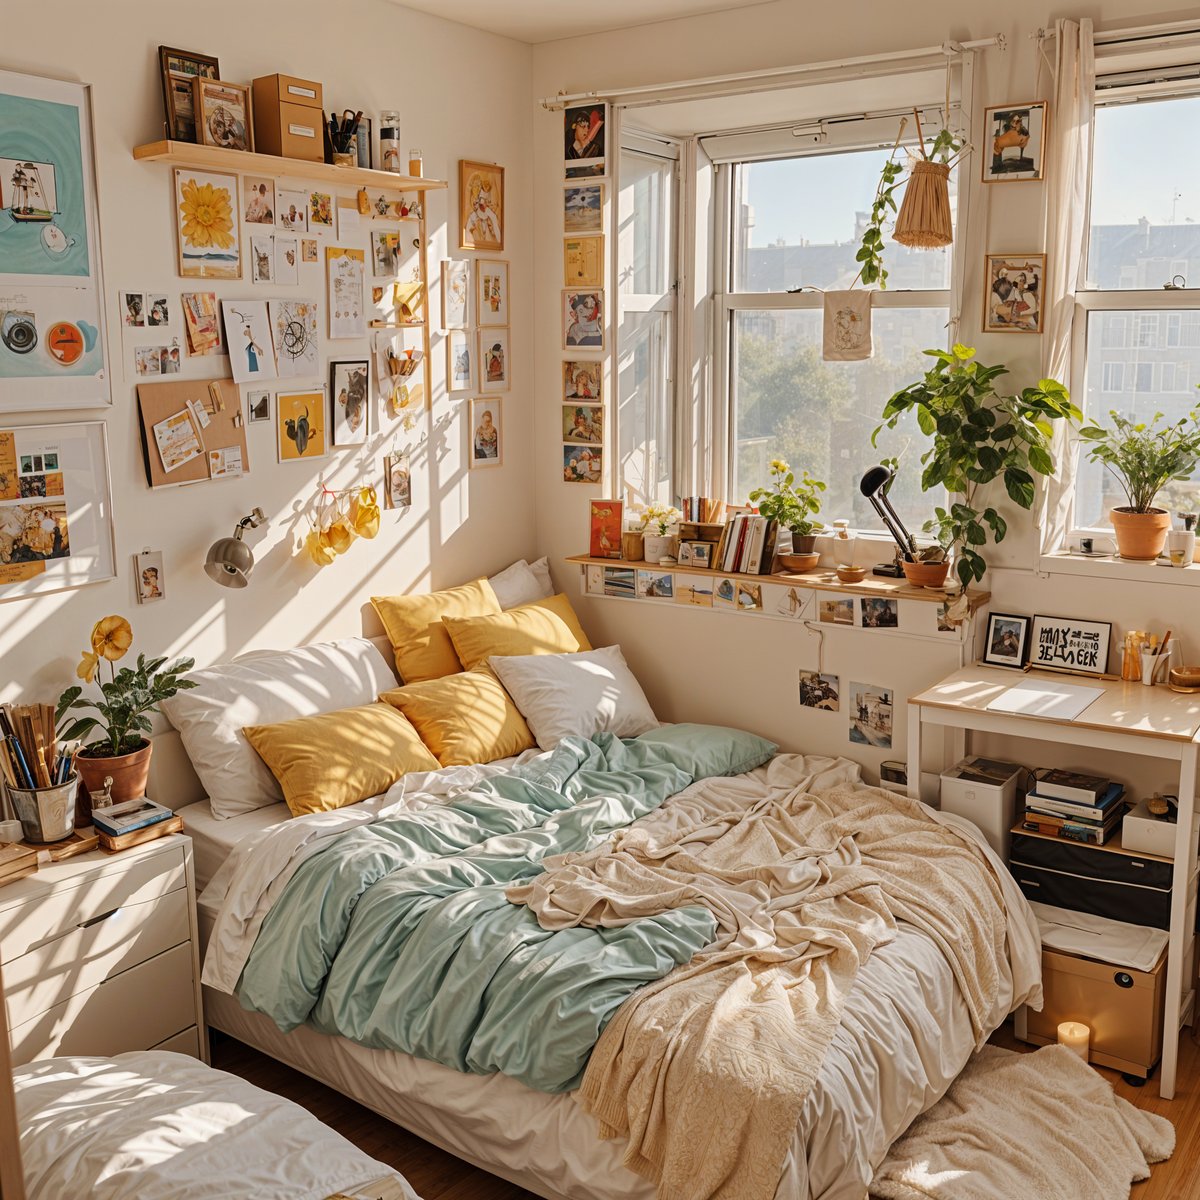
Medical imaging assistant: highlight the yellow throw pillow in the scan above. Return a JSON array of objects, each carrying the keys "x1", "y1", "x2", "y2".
[
  {"x1": 379, "y1": 667, "x2": 534, "y2": 767},
  {"x1": 371, "y1": 577, "x2": 500, "y2": 683},
  {"x1": 443, "y1": 593, "x2": 593, "y2": 672},
  {"x1": 243, "y1": 702, "x2": 439, "y2": 817}
]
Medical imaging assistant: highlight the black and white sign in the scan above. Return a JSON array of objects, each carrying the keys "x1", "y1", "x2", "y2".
[{"x1": 1029, "y1": 614, "x2": 1112, "y2": 677}]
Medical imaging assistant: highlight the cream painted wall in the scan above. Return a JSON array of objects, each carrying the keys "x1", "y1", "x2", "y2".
[
  {"x1": 531, "y1": 0, "x2": 1198, "y2": 783},
  {"x1": 1, "y1": 1, "x2": 533, "y2": 704}
]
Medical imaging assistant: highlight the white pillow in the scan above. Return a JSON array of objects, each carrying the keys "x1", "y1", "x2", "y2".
[
  {"x1": 160, "y1": 637, "x2": 398, "y2": 819},
  {"x1": 488, "y1": 558, "x2": 553, "y2": 610},
  {"x1": 528, "y1": 556, "x2": 554, "y2": 597},
  {"x1": 488, "y1": 645, "x2": 658, "y2": 750}
]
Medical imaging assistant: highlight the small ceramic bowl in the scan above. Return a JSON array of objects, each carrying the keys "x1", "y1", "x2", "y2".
[
  {"x1": 776, "y1": 552, "x2": 820, "y2": 573},
  {"x1": 1168, "y1": 665, "x2": 1200, "y2": 693}
]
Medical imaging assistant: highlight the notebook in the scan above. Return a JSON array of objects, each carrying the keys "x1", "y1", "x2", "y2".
[{"x1": 985, "y1": 678, "x2": 1104, "y2": 721}]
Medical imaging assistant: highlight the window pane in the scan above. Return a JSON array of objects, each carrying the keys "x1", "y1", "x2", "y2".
[
  {"x1": 619, "y1": 152, "x2": 672, "y2": 295},
  {"x1": 1076, "y1": 309, "x2": 1200, "y2": 528},
  {"x1": 1088, "y1": 97, "x2": 1200, "y2": 288},
  {"x1": 734, "y1": 152, "x2": 952, "y2": 292},
  {"x1": 730, "y1": 307, "x2": 948, "y2": 530},
  {"x1": 618, "y1": 309, "x2": 672, "y2": 506}
]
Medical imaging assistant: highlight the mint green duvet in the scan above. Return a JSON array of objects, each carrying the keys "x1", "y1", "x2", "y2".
[{"x1": 236, "y1": 725, "x2": 776, "y2": 1092}]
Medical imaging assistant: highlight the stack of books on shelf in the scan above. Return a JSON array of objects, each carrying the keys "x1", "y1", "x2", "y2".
[
  {"x1": 714, "y1": 513, "x2": 779, "y2": 575},
  {"x1": 680, "y1": 496, "x2": 724, "y2": 523},
  {"x1": 1020, "y1": 768, "x2": 1126, "y2": 845},
  {"x1": 92, "y1": 796, "x2": 182, "y2": 851}
]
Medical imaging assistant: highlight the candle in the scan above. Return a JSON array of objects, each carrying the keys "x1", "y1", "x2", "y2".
[{"x1": 1057, "y1": 1021, "x2": 1090, "y2": 1060}]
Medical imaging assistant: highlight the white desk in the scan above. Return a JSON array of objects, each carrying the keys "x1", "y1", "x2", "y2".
[{"x1": 908, "y1": 665, "x2": 1200, "y2": 1099}]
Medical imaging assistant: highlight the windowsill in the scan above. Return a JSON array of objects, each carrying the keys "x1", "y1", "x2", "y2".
[{"x1": 1038, "y1": 550, "x2": 1200, "y2": 586}]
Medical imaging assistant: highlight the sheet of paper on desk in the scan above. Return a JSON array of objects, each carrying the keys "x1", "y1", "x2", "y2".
[{"x1": 986, "y1": 678, "x2": 1104, "y2": 720}]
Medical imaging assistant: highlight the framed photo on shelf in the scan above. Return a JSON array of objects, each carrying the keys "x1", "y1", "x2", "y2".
[
  {"x1": 981, "y1": 101, "x2": 1048, "y2": 184},
  {"x1": 459, "y1": 160, "x2": 504, "y2": 251},
  {"x1": 1029, "y1": 614, "x2": 1112, "y2": 677},
  {"x1": 982, "y1": 612, "x2": 1031, "y2": 669},
  {"x1": 469, "y1": 396, "x2": 502, "y2": 468},
  {"x1": 983, "y1": 253, "x2": 1045, "y2": 334},
  {"x1": 477, "y1": 259, "x2": 509, "y2": 325},
  {"x1": 158, "y1": 45, "x2": 220, "y2": 142},
  {"x1": 192, "y1": 79, "x2": 253, "y2": 152}
]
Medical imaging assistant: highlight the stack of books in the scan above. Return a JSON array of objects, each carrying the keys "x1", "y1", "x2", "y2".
[
  {"x1": 680, "y1": 496, "x2": 724, "y2": 523},
  {"x1": 1021, "y1": 768, "x2": 1126, "y2": 845},
  {"x1": 714, "y1": 513, "x2": 779, "y2": 575},
  {"x1": 91, "y1": 797, "x2": 182, "y2": 851}
]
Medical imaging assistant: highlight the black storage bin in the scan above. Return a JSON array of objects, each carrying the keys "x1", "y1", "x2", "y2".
[{"x1": 1009, "y1": 832, "x2": 1173, "y2": 931}]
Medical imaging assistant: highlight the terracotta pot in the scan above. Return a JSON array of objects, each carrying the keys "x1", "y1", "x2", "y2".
[
  {"x1": 620, "y1": 531, "x2": 645, "y2": 561},
  {"x1": 75, "y1": 739, "x2": 153, "y2": 810},
  {"x1": 777, "y1": 551, "x2": 820, "y2": 573},
  {"x1": 902, "y1": 559, "x2": 951, "y2": 588},
  {"x1": 1110, "y1": 507, "x2": 1172, "y2": 561}
]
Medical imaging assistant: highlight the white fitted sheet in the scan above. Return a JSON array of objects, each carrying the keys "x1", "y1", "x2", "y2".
[{"x1": 179, "y1": 799, "x2": 290, "y2": 891}]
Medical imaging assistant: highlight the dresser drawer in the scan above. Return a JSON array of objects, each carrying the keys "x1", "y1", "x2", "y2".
[
  {"x1": 8, "y1": 941, "x2": 196, "y2": 1065},
  {"x1": 0, "y1": 843, "x2": 185, "y2": 964},
  {"x1": 151, "y1": 1025, "x2": 201, "y2": 1058},
  {"x1": 3, "y1": 886, "x2": 189, "y2": 1029}
]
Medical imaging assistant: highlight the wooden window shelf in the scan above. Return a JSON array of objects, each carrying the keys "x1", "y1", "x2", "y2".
[
  {"x1": 565, "y1": 554, "x2": 990, "y2": 614},
  {"x1": 132, "y1": 140, "x2": 446, "y2": 193}
]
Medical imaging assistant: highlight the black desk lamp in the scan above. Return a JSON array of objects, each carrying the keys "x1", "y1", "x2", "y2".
[{"x1": 859, "y1": 466, "x2": 918, "y2": 562}]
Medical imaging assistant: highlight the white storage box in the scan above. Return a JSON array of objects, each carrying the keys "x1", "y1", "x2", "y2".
[
  {"x1": 1121, "y1": 800, "x2": 1200, "y2": 859},
  {"x1": 939, "y1": 756, "x2": 1022, "y2": 859}
]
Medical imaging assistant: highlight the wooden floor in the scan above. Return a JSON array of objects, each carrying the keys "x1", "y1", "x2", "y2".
[{"x1": 213, "y1": 1023, "x2": 1200, "y2": 1199}]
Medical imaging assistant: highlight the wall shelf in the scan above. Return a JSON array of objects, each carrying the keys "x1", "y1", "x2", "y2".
[{"x1": 132, "y1": 140, "x2": 446, "y2": 193}]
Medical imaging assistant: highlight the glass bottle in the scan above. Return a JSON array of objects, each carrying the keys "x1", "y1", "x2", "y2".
[
  {"x1": 380, "y1": 111, "x2": 401, "y2": 174},
  {"x1": 408, "y1": 149, "x2": 423, "y2": 178}
]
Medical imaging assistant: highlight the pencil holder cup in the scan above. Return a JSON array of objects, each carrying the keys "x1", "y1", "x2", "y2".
[
  {"x1": 5, "y1": 774, "x2": 78, "y2": 843},
  {"x1": 332, "y1": 151, "x2": 356, "y2": 168}
]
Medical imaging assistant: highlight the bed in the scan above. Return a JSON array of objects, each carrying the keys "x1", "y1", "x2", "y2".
[
  {"x1": 13, "y1": 1050, "x2": 419, "y2": 1199},
  {"x1": 170, "y1": 735, "x2": 1040, "y2": 1200}
]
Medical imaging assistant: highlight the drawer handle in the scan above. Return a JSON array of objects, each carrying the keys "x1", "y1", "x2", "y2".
[
  {"x1": 77, "y1": 907, "x2": 122, "y2": 930},
  {"x1": 1114, "y1": 972, "x2": 1134, "y2": 989}
]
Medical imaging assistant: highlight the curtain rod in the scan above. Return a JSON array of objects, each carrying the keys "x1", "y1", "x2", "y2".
[{"x1": 538, "y1": 34, "x2": 1004, "y2": 110}]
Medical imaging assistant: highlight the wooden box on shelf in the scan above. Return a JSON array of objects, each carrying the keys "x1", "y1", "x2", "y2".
[{"x1": 251, "y1": 74, "x2": 325, "y2": 161}]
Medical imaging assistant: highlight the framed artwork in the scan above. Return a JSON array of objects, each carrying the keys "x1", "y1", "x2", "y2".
[
  {"x1": 564, "y1": 445, "x2": 603, "y2": 483},
  {"x1": 982, "y1": 101, "x2": 1048, "y2": 184},
  {"x1": 0, "y1": 421, "x2": 116, "y2": 601},
  {"x1": 269, "y1": 298, "x2": 319, "y2": 378},
  {"x1": 562, "y1": 402, "x2": 602, "y2": 444},
  {"x1": 192, "y1": 79, "x2": 253, "y2": 152},
  {"x1": 1029, "y1": 614, "x2": 1112, "y2": 677},
  {"x1": 243, "y1": 176, "x2": 276, "y2": 225},
  {"x1": 330, "y1": 358, "x2": 370, "y2": 445},
  {"x1": 158, "y1": 46, "x2": 219, "y2": 142},
  {"x1": 479, "y1": 329, "x2": 509, "y2": 393},
  {"x1": 469, "y1": 397, "x2": 502, "y2": 468},
  {"x1": 175, "y1": 168, "x2": 240, "y2": 279},
  {"x1": 446, "y1": 330, "x2": 472, "y2": 392},
  {"x1": 0, "y1": 71, "x2": 111, "y2": 410},
  {"x1": 477, "y1": 259, "x2": 509, "y2": 326},
  {"x1": 221, "y1": 299, "x2": 274, "y2": 385},
  {"x1": 564, "y1": 235, "x2": 604, "y2": 287},
  {"x1": 564, "y1": 102, "x2": 606, "y2": 171},
  {"x1": 277, "y1": 389, "x2": 327, "y2": 463},
  {"x1": 134, "y1": 549, "x2": 165, "y2": 604},
  {"x1": 563, "y1": 290, "x2": 604, "y2": 350},
  {"x1": 246, "y1": 389, "x2": 271, "y2": 423},
  {"x1": 459, "y1": 160, "x2": 504, "y2": 251},
  {"x1": 563, "y1": 360, "x2": 601, "y2": 401},
  {"x1": 983, "y1": 254, "x2": 1045, "y2": 334},
  {"x1": 563, "y1": 183, "x2": 603, "y2": 234},
  {"x1": 983, "y1": 612, "x2": 1031, "y2": 669},
  {"x1": 326, "y1": 246, "x2": 365, "y2": 338},
  {"x1": 441, "y1": 259, "x2": 471, "y2": 329},
  {"x1": 384, "y1": 452, "x2": 411, "y2": 509},
  {"x1": 589, "y1": 499, "x2": 622, "y2": 557}
]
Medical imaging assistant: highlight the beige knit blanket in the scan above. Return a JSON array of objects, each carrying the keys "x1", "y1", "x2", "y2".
[{"x1": 507, "y1": 755, "x2": 1011, "y2": 1200}]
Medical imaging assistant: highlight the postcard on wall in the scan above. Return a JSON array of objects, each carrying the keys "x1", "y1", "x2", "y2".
[
  {"x1": 982, "y1": 101, "x2": 1048, "y2": 184},
  {"x1": 459, "y1": 159, "x2": 504, "y2": 251},
  {"x1": 147, "y1": 295, "x2": 170, "y2": 327},
  {"x1": 564, "y1": 235, "x2": 604, "y2": 288},
  {"x1": 564, "y1": 102, "x2": 606, "y2": 171},
  {"x1": 446, "y1": 329, "x2": 472, "y2": 392},
  {"x1": 274, "y1": 236, "x2": 300, "y2": 287},
  {"x1": 848, "y1": 681, "x2": 893, "y2": 749},
  {"x1": 984, "y1": 253, "x2": 1046, "y2": 334},
  {"x1": 476, "y1": 259, "x2": 509, "y2": 326},
  {"x1": 182, "y1": 292, "x2": 223, "y2": 355},
  {"x1": 174, "y1": 168, "x2": 240, "y2": 279},
  {"x1": 562, "y1": 402, "x2": 602, "y2": 444},
  {"x1": 563, "y1": 183, "x2": 604, "y2": 234},
  {"x1": 441, "y1": 259, "x2": 470, "y2": 329},
  {"x1": 122, "y1": 291, "x2": 145, "y2": 327},
  {"x1": 603, "y1": 566, "x2": 634, "y2": 597},
  {"x1": 371, "y1": 231, "x2": 401, "y2": 277},
  {"x1": 479, "y1": 329, "x2": 509, "y2": 393},
  {"x1": 674, "y1": 576, "x2": 713, "y2": 607},
  {"x1": 134, "y1": 549, "x2": 165, "y2": 604},
  {"x1": 589, "y1": 499, "x2": 622, "y2": 557},
  {"x1": 309, "y1": 191, "x2": 334, "y2": 229},
  {"x1": 246, "y1": 389, "x2": 270, "y2": 423},
  {"x1": 277, "y1": 389, "x2": 327, "y2": 463},
  {"x1": 637, "y1": 569, "x2": 674, "y2": 600},
  {"x1": 326, "y1": 247, "x2": 366, "y2": 338},
  {"x1": 563, "y1": 290, "x2": 604, "y2": 350},
  {"x1": 330, "y1": 359, "x2": 370, "y2": 445},
  {"x1": 470, "y1": 397, "x2": 502, "y2": 468},
  {"x1": 207, "y1": 444, "x2": 244, "y2": 479},
  {"x1": 243, "y1": 177, "x2": 275, "y2": 225},
  {"x1": 799, "y1": 671, "x2": 839, "y2": 711},
  {"x1": 250, "y1": 234, "x2": 274, "y2": 284},
  {"x1": 563, "y1": 360, "x2": 601, "y2": 401},
  {"x1": 564, "y1": 444, "x2": 602, "y2": 483},
  {"x1": 384, "y1": 452, "x2": 411, "y2": 510},
  {"x1": 269, "y1": 298, "x2": 319, "y2": 378},
  {"x1": 152, "y1": 408, "x2": 202, "y2": 474},
  {"x1": 277, "y1": 190, "x2": 309, "y2": 232},
  {"x1": 221, "y1": 299, "x2": 275, "y2": 384}
]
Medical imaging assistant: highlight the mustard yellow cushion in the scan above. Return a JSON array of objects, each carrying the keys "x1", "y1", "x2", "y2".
[
  {"x1": 379, "y1": 667, "x2": 534, "y2": 766},
  {"x1": 243, "y1": 702, "x2": 439, "y2": 817},
  {"x1": 371, "y1": 578, "x2": 500, "y2": 683},
  {"x1": 442, "y1": 593, "x2": 593, "y2": 672}
]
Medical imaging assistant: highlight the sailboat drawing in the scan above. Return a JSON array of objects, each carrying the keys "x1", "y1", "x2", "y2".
[{"x1": 2, "y1": 159, "x2": 57, "y2": 222}]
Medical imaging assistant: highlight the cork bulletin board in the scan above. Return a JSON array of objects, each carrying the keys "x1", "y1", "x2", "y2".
[{"x1": 136, "y1": 377, "x2": 249, "y2": 488}]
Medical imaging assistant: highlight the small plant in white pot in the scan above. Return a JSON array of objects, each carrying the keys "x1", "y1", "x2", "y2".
[
  {"x1": 638, "y1": 503, "x2": 682, "y2": 563},
  {"x1": 1080, "y1": 406, "x2": 1200, "y2": 561}
]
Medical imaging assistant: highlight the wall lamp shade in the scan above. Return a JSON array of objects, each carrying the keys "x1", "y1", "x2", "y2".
[{"x1": 205, "y1": 507, "x2": 266, "y2": 588}]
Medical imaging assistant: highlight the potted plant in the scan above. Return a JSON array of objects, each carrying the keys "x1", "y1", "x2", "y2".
[
  {"x1": 56, "y1": 616, "x2": 196, "y2": 805},
  {"x1": 749, "y1": 460, "x2": 826, "y2": 563},
  {"x1": 875, "y1": 344, "x2": 1080, "y2": 586},
  {"x1": 1079, "y1": 407, "x2": 1200, "y2": 561},
  {"x1": 638, "y1": 503, "x2": 682, "y2": 563}
]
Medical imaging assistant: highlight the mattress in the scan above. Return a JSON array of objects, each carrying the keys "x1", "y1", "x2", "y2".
[{"x1": 178, "y1": 798, "x2": 290, "y2": 892}]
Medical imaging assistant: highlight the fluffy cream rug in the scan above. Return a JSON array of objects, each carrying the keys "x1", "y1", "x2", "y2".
[{"x1": 871, "y1": 1045, "x2": 1174, "y2": 1200}]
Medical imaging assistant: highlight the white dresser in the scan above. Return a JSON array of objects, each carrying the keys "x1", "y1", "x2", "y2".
[{"x1": 0, "y1": 834, "x2": 207, "y2": 1066}]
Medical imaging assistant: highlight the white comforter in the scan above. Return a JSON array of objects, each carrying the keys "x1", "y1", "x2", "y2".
[{"x1": 14, "y1": 1051, "x2": 419, "y2": 1200}]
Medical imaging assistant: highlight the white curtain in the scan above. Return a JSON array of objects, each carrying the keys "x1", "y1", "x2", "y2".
[{"x1": 1038, "y1": 18, "x2": 1094, "y2": 554}]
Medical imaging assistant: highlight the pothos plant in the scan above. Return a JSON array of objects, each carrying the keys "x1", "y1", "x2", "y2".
[{"x1": 874, "y1": 344, "x2": 1081, "y2": 586}]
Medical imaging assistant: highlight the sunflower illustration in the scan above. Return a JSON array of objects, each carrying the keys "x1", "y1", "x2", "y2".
[{"x1": 179, "y1": 177, "x2": 234, "y2": 250}]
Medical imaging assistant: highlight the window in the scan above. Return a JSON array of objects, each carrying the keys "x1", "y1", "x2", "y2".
[
  {"x1": 719, "y1": 137, "x2": 955, "y2": 528},
  {"x1": 615, "y1": 137, "x2": 679, "y2": 507},
  {"x1": 1074, "y1": 90, "x2": 1200, "y2": 533}
]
